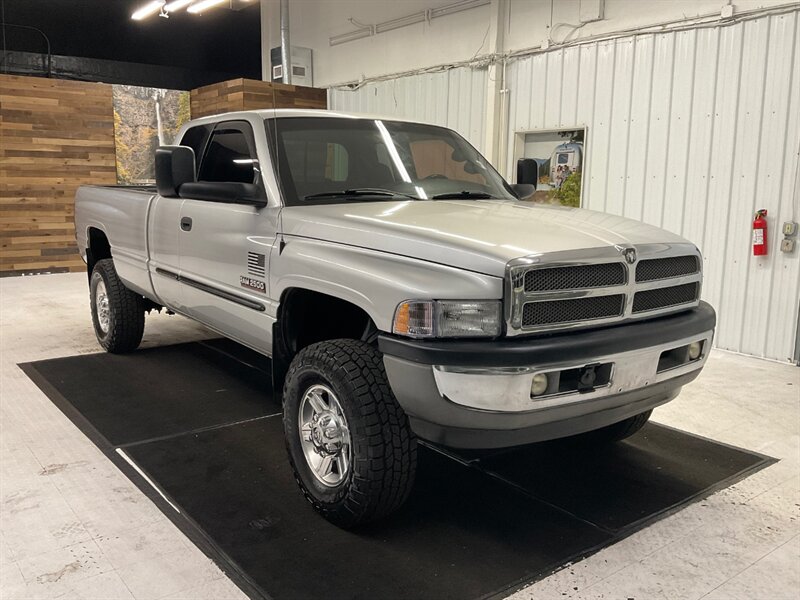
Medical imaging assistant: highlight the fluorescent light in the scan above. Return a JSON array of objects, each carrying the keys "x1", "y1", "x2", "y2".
[
  {"x1": 330, "y1": 27, "x2": 373, "y2": 46},
  {"x1": 430, "y1": 0, "x2": 490, "y2": 19},
  {"x1": 187, "y1": 0, "x2": 227, "y2": 14},
  {"x1": 164, "y1": 0, "x2": 194, "y2": 12},
  {"x1": 375, "y1": 12, "x2": 426, "y2": 34},
  {"x1": 132, "y1": 1, "x2": 165, "y2": 20}
]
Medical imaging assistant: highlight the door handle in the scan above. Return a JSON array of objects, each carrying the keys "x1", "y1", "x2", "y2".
[{"x1": 180, "y1": 217, "x2": 192, "y2": 232}]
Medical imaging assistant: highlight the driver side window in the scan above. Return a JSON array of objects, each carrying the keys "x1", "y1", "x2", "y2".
[{"x1": 198, "y1": 124, "x2": 258, "y2": 184}]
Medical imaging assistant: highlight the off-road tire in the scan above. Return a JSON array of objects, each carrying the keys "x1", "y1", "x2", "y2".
[
  {"x1": 90, "y1": 258, "x2": 145, "y2": 353},
  {"x1": 283, "y1": 339, "x2": 417, "y2": 528},
  {"x1": 581, "y1": 409, "x2": 652, "y2": 443}
]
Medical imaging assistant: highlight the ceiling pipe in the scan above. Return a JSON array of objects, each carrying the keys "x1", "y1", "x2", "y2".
[
  {"x1": 0, "y1": 23, "x2": 52, "y2": 77},
  {"x1": 280, "y1": 0, "x2": 291, "y2": 84}
]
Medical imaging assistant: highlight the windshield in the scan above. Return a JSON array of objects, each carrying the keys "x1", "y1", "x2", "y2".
[{"x1": 266, "y1": 117, "x2": 516, "y2": 205}]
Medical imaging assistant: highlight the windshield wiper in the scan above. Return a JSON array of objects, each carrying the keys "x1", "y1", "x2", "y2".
[
  {"x1": 303, "y1": 188, "x2": 420, "y2": 201},
  {"x1": 430, "y1": 191, "x2": 494, "y2": 200}
]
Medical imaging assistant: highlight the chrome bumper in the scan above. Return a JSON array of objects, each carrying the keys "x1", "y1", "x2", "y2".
[{"x1": 431, "y1": 330, "x2": 713, "y2": 413}]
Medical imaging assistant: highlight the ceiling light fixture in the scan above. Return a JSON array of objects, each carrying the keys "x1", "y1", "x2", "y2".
[
  {"x1": 131, "y1": 0, "x2": 166, "y2": 20},
  {"x1": 164, "y1": 0, "x2": 195, "y2": 12},
  {"x1": 330, "y1": 26, "x2": 373, "y2": 46},
  {"x1": 375, "y1": 12, "x2": 427, "y2": 34},
  {"x1": 430, "y1": 0, "x2": 490, "y2": 19},
  {"x1": 187, "y1": 0, "x2": 227, "y2": 14}
]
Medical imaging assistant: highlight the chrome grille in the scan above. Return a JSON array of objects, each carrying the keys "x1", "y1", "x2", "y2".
[
  {"x1": 632, "y1": 282, "x2": 699, "y2": 313},
  {"x1": 522, "y1": 295, "x2": 625, "y2": 326},
  {"x1": 506, "y1": 244, "x2": 703, "y2": 334},
  {"x1": 524, "y1": 263, "x2": 625, "y2": 292},
  {"x1": 636, "y1": 255, "x2": 699, "y2": 282}
]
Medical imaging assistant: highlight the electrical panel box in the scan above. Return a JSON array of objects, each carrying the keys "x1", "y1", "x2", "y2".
[
  {"x1": 579, "y1": 0, "x2": 605, "y2": 23},
  {"x1": 783, "y1": 221, "x2": 798, "y2": 236},
  {"x1": 780, "y1": 238, "x2": 796, "y2": 253},
  {"x1": 270, "y1": 46, "x2": 313, "y2": 87}
]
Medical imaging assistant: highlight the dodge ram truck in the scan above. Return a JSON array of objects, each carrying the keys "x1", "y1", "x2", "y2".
[{"x1": 74, "y1": 109, "x2": 716, "y2": 527}]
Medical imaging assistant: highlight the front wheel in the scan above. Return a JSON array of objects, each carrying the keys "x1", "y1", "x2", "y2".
[
  {"x1": 283, "y1": 339, "x2": 417, "y2": 528},
  {"x1": 90, "y1": 258, "x2": 145, "y2": 353}
]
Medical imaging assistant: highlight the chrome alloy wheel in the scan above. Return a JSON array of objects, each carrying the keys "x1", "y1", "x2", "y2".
[
  {"x1": 298, "y1": 384, "x2": 351, "y2": 487},
  {"x1": 95, "y1": 279, "x2": 110, "y2": 334}
]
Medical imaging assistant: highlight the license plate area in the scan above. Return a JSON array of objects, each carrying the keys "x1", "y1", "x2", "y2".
[{"x1": 549, "y1": 362, "x2": 614, "y2": 395}]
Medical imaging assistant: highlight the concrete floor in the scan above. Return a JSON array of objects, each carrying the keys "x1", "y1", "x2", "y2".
[{"x1": 0, "y1": 273, "x2": 798, "y2": 600}]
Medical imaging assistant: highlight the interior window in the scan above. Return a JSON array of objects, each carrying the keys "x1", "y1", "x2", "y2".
[
  {"x1": 285, "y1": 140, "x2": 349, "y2": 188},
  {"x1": 327, "y1": 143, "x2": 348, "y2": 181},
  {"x1": 409, "y1": 139, "x2": 486, "y2": 185},
  {"x1": 375, "y1": 144, "x2": 392, "y2": 171},
  {"x1": 198, "y1": 127, "x2": 256, "y2": 184}
]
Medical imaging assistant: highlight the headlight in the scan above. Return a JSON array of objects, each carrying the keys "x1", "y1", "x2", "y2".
[{"x1": 392, "y1": 300, "x2": 502, "y2": 338}]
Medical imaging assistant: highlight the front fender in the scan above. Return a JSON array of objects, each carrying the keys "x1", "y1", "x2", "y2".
[{"x1": 270, "y1": 236, "x2": 503, "y2": 332}]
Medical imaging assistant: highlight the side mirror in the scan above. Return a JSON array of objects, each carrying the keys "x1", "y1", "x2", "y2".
[
  {"x1": 516, "y1": 158, "x2": 539, "y2": 188},
  {"x1": 155, "y1": 146, "x2": 196, "y2": 198},
  {"x1": 511, "y1": 183, "x2": 536, "y2": 200},
  {"x1": 178, "y1": 181, "x2": 267, "y2": 207}
]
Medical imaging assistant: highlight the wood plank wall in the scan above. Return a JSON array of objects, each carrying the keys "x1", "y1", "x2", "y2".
[
  {"x1": 190, "y1": 78, "x2": 327, "y2": 118},
  {"x1": 1, "y1": 74, "x2": 117, "y2": 276},
  {"x1": 0, "y1": 75, "x2": 328, "y2": 277}
]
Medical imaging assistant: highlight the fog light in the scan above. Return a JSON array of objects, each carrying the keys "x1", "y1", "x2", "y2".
[
  {"x1": 688, "y1": 341, "x2": 703, "y2": 361},
  {"x1": 531, "y1": 373, "x2": 548, "y2": 397}
]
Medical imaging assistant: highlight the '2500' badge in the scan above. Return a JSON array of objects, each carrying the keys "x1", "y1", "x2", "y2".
[{"x1": 240, "y1": 276, "x2": 266, "y2": 294}]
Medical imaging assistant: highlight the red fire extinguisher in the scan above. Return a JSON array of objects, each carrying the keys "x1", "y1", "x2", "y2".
[{"x1": 753, "y1": 209, "x2": 768, "y2": 256}]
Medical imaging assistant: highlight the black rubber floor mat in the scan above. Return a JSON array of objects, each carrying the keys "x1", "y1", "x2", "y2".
[
  {"x1": 21, "y1": 341, "x2": 278, "y2": 447},
  {"x1": 122, "y1": 418, "x2": 609, "y2": 600},
  {"x1": 21, "y1": 341, "x2": 775, "y2": 600},
  {"x1": 448, "y1": 425, "x2": 770, "y2": 534}
]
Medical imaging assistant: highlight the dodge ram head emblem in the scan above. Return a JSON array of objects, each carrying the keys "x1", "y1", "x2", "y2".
[{"x1": 623, "y1": 248, "x2": 637, "y2": 264}]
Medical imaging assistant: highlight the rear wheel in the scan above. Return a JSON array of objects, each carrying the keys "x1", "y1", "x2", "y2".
[
  {"x1": 283, "y1": 339, "x2": 417, "y2": 528},
  {"x1": 90, "y1": 258, "x2": 145, "y2": 353},
  {"x1": 581, "y1": 409, "x2": 652, "y2": 443}
]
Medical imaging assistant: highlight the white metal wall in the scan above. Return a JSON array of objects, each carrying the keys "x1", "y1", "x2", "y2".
[
  {"x1": 329, "y1": 10, "x2": 800, "y2": 362},
  {"x1": 329, "y1": 67, "x2": 489, "y2": 153},
  {"x1": 506, "y1": 11, "x2": 800, "y2": 361}
]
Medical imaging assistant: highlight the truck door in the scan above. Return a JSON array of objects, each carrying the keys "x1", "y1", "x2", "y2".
[
  {"x1": 148, "y1": 124, "x2": 212, "y2": 311},
  {"x1": 148, "y1": 195, "x2": 185, "y2": 309},
  {"x1": 177, "y1": 120, "x2": 279, "y2": 354}
]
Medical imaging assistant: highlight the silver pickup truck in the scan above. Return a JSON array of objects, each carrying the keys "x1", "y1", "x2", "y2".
[{"x1": 74, "y1": 109, "x2": 716, "y2": 527}]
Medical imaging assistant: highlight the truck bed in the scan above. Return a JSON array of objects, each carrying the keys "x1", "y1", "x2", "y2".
[{"x1": 74, "y1": 184, "x2": 159, "y2": 300}]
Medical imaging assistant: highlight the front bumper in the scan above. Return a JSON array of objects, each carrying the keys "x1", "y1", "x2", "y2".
[{"x1": 379, "y1": 302, "x2": 716, "y2": 448}]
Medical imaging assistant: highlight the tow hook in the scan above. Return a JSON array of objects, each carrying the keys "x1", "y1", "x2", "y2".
[{"x1": 578, "y1": 363, "x2": 599, "y2": 393}]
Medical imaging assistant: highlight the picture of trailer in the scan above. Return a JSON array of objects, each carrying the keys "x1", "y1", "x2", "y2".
[{"x1": 550, "y1": 141, "x2": 583, "y2": 189}]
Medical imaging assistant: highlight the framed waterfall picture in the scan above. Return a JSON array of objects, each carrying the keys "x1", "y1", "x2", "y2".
[{"x1": 112, "y1": 85, "x2": 191, "y2": 184}]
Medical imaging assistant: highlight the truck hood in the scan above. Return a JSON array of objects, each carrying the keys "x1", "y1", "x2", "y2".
[{"x1": 279, "y1": 200, "x2": 692, "y2": 278}]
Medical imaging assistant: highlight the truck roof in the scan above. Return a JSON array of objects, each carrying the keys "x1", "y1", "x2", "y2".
[{"x1": 185, "y1": 108, "x2": 424, "y2": 127}]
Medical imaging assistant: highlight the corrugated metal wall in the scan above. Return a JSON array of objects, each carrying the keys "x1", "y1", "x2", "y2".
[
  {"x1": 329, "y1": 67, "x2": 489, "y2": 152},
  {"x1": 329, "y1": 10, "x2": 800, "y2": 362},
  {"x1": 506, "y1": 11, "x2": 800, "y2": 361}
]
